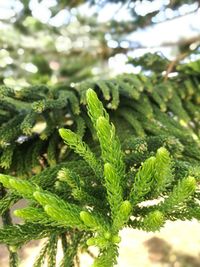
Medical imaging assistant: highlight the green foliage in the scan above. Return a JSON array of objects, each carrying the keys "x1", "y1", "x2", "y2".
[
  {"x1": 59, "y1": 127, "x2": 102, "y2": 178},
  {"x1": 129, "y1": 156, "x2": 156, "y2": 204},
  {"x1": 128, "y1": 53, "x2": 169, "y2": 72},
  {"x1": 1, "y1": 1, "x2": 200, "y2": 265},
  {"x1": 0, "y1": 88, "x2": 199, "y2": 267},
  {"x1": 142, "y1": 210, "x2": 165, "y2": 232},
  {"x1": 160, "y1": 176, "x2": 196, "y2": 212},
  {"x1": 1, "y1": 59, "x2": 200, "y2": 178},
  {"x1": 153, "y1": 147, "x2": 174, "y2": 195}
]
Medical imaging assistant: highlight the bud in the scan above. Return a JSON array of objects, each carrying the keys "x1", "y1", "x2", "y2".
[
  {"x1": 58, "y1": 128, "x2": 68, "y2": 140},
  {"x1": 104, "y1": 163, "x2": 114, "y2": 177},
  {"x1": 9, "y1": 245, "x2": 18, "y2": 252},
  {"x1": 112, "y1": 235, "x2": 121, "y2": 244},
  {"x1": 86, "y1": 88, "x2": 98, "y2": 103},
  {"x1": 119, "y1": 200, "x2": 132, "y2": 218},
  {"x1": 86, "y1": 238, "x2": 95, "y2": 246},
  {"x1": 104, "y1": 232, "x2": 111, "y2": 240},
  {"x1": 156, "y1": 147, "x2": 169, "y2": 158},
  {"x1": 143, "y1": 210, "x2": 164, "y2": 232},
  {"x1": 184, "y1": 176, "x2": 196, "y2": 193}
]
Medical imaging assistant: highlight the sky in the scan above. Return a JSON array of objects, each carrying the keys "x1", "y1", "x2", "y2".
[
  {"x1": 0, "y1": 0, "x2": 199, "y2": 49},
  {"x1": 0, "y1": 0, "x2": 200, "y2": 74}
]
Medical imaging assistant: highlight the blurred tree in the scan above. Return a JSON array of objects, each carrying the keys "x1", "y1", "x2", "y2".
[
  {"x1": 0, "y1": 0, "x2": 200, "y2": 87},
  {"x1": 1, "y1": 1, "x2": 200, "y2": 267}
]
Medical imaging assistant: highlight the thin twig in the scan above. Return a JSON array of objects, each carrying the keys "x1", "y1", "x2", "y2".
[
  {"x1": 87, "y1": 249, "x2": 96, "y2": 259},
  {"x1": 164, "y1": 52, "x2": 188, "y2": 81}
]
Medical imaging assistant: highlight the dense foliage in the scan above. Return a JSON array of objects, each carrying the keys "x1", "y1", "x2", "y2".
[
  {"x1": 1, "y1": 57, "x2": 200, "y2": 265},
  {"x1": 1, "y1": 0, "x2": 200, "y2": 266}
]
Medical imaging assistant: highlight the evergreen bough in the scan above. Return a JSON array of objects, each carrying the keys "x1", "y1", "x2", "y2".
[{"x1": 0, "y1": 81, "x2": 200, "y2": 266}]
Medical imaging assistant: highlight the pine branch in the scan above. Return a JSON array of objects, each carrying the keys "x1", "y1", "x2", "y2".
[{"x1": 1, "y1": 60, "x2": 200, "y2": 266}]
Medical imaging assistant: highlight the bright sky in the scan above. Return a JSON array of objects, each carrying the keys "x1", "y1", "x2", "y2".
[
  {"x1": 0, "y1": 0, "x2": 199, "y2": 48},
  {"x1": 0, "y1": 0, "x2": 200, "y2": 74}
]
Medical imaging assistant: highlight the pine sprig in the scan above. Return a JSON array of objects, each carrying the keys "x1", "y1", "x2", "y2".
[
  {"x1": 152, "y1": 147, "x2": 174, "y2": 196},
  {"x1": 129, "y1": 156, "x2": 156, "y2": 204},
  {"x1": 160, "y1": 176, "x2": 196, "y2": 212},
  {"x1": 33, "y1": 191, "x2": 86, "y2": 229},
  {"x1": 0, "y1": 81, "x2": 200, "y2": 267},
  {"x1": 59, "y1": 128, "x2": 102, "y2": 178}
]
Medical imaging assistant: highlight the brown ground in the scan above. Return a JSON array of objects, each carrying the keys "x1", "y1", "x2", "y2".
[{"x1": 1, "y1": 219, "x2": 200, "y2": 267}]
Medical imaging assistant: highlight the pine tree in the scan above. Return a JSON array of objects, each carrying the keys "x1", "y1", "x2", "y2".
[
  {"x1": 0, "y1": 88, "x2": 200, "y2": 266},
  {"x1": 1, "y1": 1, "x2": 200, "y2": 266}
]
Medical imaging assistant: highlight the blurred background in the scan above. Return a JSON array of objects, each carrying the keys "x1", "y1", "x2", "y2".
[
  {"x1": 0, "y1": 0, "x2": 200, "y2": 86},
  {"x1": 0, "y1": 0, "x2": 200, "y2": 266}
]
